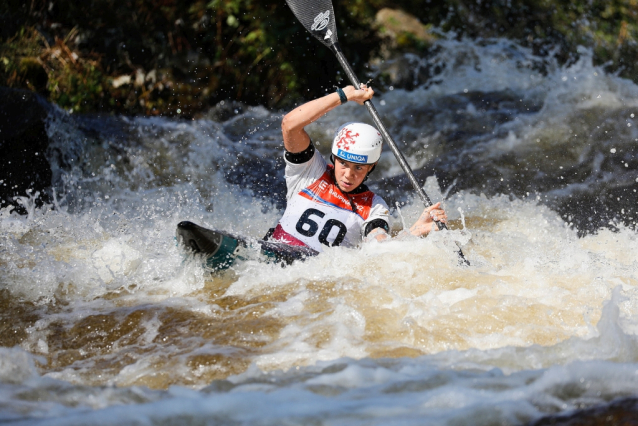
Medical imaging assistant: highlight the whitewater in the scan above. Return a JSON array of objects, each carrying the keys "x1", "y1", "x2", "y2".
[{"x1": 0, "y1": 37, "x2": 637, "y2": 425}]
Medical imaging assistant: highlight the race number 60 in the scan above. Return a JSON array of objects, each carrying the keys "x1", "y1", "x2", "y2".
[{"x1": 296, "y1": 208, "x2": 347, "y2": 246}]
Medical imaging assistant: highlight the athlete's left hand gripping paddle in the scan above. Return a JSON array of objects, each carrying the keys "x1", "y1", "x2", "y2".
[{"x1": 285, "y1": 0, "x2": 470, "y2": 266}]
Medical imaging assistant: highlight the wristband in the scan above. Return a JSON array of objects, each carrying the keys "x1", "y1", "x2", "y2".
[{"x1": 336, "y1": 87, "x2": 347, "y2": 104}]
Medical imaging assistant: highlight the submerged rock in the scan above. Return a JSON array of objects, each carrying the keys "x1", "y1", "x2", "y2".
[
  {"x1": 375, "y1": 8, "x2": 435, "y2": 48},
  {"x1": 0, "y1": 87, "x2": 52, "y2": 213},
  {"x1": 529, "y1": 397, "x2": 638, "y2": 425},
  {"x1": 372, "y1": 8, "x2": 437, "y2": 89}
]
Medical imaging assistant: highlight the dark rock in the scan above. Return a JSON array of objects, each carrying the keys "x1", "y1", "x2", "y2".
[
  {"x1": 375, "y1": 8, "x2": 434, "y2": 46},
  {"x1": 0, "y1": 87, "x2": 53, "y2": 213},
  {"x1": 528, "y1": 397, "x2": 638, "y2": 425}
]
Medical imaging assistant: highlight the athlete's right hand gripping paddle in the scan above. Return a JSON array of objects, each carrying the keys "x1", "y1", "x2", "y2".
[{"x1": 285, "y1": 0, "x2": 470, "y2": 266}]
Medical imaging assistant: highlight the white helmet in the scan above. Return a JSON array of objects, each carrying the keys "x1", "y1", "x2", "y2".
[{"x1": 331, "y1": 122, "x2": 383, "y2": 165}]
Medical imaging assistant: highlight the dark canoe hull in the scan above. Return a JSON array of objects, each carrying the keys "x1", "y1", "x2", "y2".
[{"x1": 176, "y1": 221, "x2": 318, "y2": 270}]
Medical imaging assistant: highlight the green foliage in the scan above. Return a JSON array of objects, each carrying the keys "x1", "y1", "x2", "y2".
[
  {"x1": 0, "y1": 0, "x2": 381, "y2": 115},
  {"x1": 0, "y1": 27, "x2": 47, "y2": 93},
  {"x1": 395, "y1": 0, "x2": 638, "y2": 80},
  {"x1": 0, "y1": 27, "x2": 108, "y2": 112},
  {"x1": 2, "y1": 0, "x2": 638, "y2": 115}
]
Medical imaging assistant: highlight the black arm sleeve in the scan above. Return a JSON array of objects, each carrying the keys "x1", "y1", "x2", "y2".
[
  {"x1": 284, "y1": 141, "x2": 315, "y2": 164},
  {"x1": 364, "y1": 219, "x2": 390, "y2": 236}
]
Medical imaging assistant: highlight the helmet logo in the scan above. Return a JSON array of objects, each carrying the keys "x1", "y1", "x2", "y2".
[
  {"x1": 337, "y1": 149, "x2": 368, "y2": 164},
  {"x1": 335, "y1": 127, "x2": 359, "y2": 151}
]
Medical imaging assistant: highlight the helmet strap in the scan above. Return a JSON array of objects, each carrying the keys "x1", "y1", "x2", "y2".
[
  {"x1": 363, "y1": 164, "x2": 376, "y2": 182},
  {"x1": 329, "y1": 168, "x2": 358, "y2": 213},
  {"x1": 330, "y1": 160, "x2": 376, "y2": 189}
]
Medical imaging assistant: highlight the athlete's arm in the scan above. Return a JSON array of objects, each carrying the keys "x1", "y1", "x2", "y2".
[
  {"x1": 409, "y1": 202, "x2": 447, "y2": 237},
  {"x1": 364, "y1": 203, "x2": 448, "y2": 242},
  {"x1": 362, "y1": 199, "x2": 391, "y2": 243},
  {"x1": 281, "y1": 84, "x2": 374, "y2": 153},
  {"x1": 364, "y1": 220, "x2": 391, "y2": 242},
  {"x1": 365, "y1": 227, "x2": 391, "y2": 242}
]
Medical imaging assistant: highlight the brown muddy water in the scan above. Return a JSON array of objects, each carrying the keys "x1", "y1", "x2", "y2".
[{"x1": 1, "y1": 37, "x2": 637, "y2": 425}]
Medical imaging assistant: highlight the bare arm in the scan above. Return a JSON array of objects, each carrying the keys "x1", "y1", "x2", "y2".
[
  {"x1": 364, "y1": 202, "x2": 448, "y2": 243},
  {"x1": 282, "y1": 85, "x2": 374, "y2": 153},
  {"x1": 409, "y1": 202, "x2": 447, "y2": 237}
]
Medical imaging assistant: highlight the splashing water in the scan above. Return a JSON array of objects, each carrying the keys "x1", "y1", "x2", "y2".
[{"x1": 0, "y1": 37, "x2": 637, "y2": 425}]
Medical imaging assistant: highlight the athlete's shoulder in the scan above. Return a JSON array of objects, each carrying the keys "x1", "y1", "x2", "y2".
[
  {"x1": 371, "y1": 193, "x2": 389, "y2": 208},
  {"x1": 351, "y1": 186, "x2": 384, "y2": 205},
  {"x1": 284, "y1": 141, "x2": 315, "y2": 164},
  {"x1": 284, "y1": 149, "x2": 329, "y2": 200}
]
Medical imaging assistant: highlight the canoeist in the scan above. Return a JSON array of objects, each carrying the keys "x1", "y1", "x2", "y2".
[{"x1": 270, "y1": 83, "x2": 447, "y2": 252}]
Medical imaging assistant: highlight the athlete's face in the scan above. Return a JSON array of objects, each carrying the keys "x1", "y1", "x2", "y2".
[{"x1": 334, "y1": 158, "x2": 375, "y2": 192}]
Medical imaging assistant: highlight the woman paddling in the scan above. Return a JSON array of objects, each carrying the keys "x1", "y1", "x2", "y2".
[{"x1": 270, "y1": 83, "x2": 447, "y2": 251}]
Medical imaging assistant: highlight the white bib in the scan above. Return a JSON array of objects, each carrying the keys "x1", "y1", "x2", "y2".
[{"x1": 279, "y1": 191, "x2": 365, "y2": 251}]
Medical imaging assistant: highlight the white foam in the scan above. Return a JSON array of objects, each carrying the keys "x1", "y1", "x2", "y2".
[
  {"x1": 0, "y1": 347, "x2": 41, "y2": 384},
  {"x1": 1, "y1": 35, "x2": 638, "y2": 426}
]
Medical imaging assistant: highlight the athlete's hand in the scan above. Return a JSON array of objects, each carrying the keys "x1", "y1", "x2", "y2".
[
  {"x1": 343, "y1": 84, "x2": 374, "y2": 105},
  {"x1": 409, "y1": 202, "x2": 447, "y2": 237}
]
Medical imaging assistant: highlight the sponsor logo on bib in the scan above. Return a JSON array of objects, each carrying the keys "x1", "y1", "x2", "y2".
[{"x1": 337, "y1": 149, "x2": 367, "y2": 164}]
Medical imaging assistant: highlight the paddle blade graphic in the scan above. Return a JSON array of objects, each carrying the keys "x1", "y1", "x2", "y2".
[{"x1": 286, "y1": 0, "x2": 338, "y2": 47}]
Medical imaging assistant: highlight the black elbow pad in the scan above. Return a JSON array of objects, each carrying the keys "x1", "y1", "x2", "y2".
[
  {"x1": 284, "y1": 142, "x2": 315, "y2": 164},
  {"x1": 364, "y1": 219, "x2": 389, "y2": 236}
]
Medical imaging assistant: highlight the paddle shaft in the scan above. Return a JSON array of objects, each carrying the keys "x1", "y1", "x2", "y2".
[
  {"x1": 330, "y1": 44, "x2": 440, "y2": 215},
  {"x1": 329, "y1": 43, "x2": 469, "y2": 265}
]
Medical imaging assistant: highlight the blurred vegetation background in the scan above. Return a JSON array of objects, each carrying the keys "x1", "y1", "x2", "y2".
[{"x1": 1, "y1": 0, "x2": 637, "y2": 117}]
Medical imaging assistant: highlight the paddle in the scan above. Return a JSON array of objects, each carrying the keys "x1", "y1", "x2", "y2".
[{"x1": 285, "y1": 0, "x2": 469, "y2": 265}]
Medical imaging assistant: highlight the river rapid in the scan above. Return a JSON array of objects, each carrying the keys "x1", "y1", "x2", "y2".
[{"x1": 1, "y1": 37, "x2": 637, "y2": 425}]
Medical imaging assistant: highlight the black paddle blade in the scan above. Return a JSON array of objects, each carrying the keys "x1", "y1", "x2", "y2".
[{"x1": 286, "y1": 0, "x2": 337, "y2": 47}]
